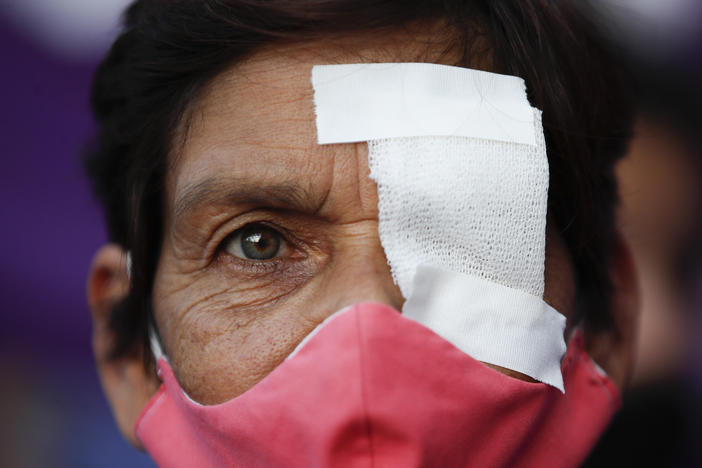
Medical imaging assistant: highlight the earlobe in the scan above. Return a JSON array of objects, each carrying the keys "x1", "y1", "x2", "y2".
[
  {"x1": 87, "y1": 244, "x2": 160, "y2": 448},
  {"x1": 585, "y1": 237, "x2": 640, "y2": 391}
]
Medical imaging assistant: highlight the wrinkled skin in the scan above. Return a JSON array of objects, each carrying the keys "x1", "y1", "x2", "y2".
[{"x1": 88, "y1": 34, "x2": 637, "y2": 446}]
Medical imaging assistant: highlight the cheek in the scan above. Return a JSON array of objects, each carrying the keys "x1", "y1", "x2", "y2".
[
  {"x1": 169, "y1": 302, "x2": 315, "y2": 405},
  {"x1": 152, "y1": 256, "x2": 330, "y2": 405}
]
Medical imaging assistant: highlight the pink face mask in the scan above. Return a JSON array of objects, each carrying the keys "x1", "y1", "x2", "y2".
[{"x1": 136, "y1": 302, "x2": 620, "y2": 467}]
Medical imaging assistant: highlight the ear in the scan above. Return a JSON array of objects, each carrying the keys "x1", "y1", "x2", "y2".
[
  {"x1": 585, "y1": 237, "x2": 640, "y2": 391},
  {"x1": 87, "y1": 244, "x2": 160, "y2": 448}
]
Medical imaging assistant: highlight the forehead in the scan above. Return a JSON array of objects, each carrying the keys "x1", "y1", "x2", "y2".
[
  {"x1": 165, "y1": 30, "x2": 464, "y2": 206},
  {"x1": 170, "y1": 45, "x2": 320, "y2": 197}
]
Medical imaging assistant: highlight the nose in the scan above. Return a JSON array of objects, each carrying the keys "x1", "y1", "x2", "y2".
[
  {"x1": 317, "y1": 142, "x2": 404, "y2": 314},
  {"x1": 327, "y1": 229, "x2": 406, "y2": 314}
]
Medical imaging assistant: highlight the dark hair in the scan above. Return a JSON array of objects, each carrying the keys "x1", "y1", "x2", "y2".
[{"x1": 85, "y1": 0, "x2": 633, "y2": 365}]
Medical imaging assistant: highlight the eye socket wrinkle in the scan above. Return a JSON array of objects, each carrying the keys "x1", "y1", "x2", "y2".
[{"x1": 173, "y1": 177, "x2": 323, "y2": 224}]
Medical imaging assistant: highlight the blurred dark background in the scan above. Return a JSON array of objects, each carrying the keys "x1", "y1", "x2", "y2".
[
  {"x1": 0, "y1": 0, "x2": 699, "y2": 466},
  {"x1": 584, "y1": 0, "x2": 702, "y2": 465},
  {"x1": 0, "y1": 0, "x2": 154, "y2": 466}
]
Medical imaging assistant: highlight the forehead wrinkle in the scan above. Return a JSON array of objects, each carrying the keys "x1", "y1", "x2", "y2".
[{"x1": 173, "y1": 176, "x2": 323, "y2": 222}]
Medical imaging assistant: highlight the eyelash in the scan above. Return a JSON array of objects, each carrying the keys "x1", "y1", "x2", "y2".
[{"x1": 214, "y1": 221, "x2": 300, "y2": 273}]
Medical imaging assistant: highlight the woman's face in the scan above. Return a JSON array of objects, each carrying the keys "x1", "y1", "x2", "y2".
[{"x1": 151, "y1": 41, "x2": 576, "y2": 405}]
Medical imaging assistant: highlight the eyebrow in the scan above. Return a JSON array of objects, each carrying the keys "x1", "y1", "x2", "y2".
[{"x1": 173, "y1": 177, "x2": 323, "y2": 222}]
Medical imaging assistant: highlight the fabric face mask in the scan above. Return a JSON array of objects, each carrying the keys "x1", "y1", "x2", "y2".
[
  {"x1": 136, "y1": 302, "x2": 620, "y2": 467},
  {"x1": 136, "y1": 63, "x2": 619, "y2": 466}
]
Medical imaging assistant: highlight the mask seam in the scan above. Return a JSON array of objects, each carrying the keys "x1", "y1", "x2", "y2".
[{"x1": 355, "y1": 309, "x2": 376, "y2": 468}]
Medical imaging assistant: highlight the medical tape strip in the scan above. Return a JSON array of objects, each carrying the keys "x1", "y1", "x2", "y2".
[
  {"x1": 403, "y1": 265, "x2": 566, "y2": 390},
  {"x1": 312, "y1": 62, "x2": 535, "y2": 145},
  {"x1": 312, "y1": 63, "x2": 566, "y2": 392}
]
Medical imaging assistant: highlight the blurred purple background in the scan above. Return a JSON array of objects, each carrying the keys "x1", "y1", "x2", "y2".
[
  {"x1": 0, "y1": 0, "x2": 700, "y2": 466},
  {"x1": 0, "y1": 1, "x2": 154, "y2": 466}
]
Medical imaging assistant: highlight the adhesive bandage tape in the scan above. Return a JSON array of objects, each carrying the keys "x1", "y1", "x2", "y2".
[
  {"x1": 312, "y1": 62, "x2": 536, "y2": 145},
  {"x1": 312, "y1": 63, "x2": 566, "y2": 391}
]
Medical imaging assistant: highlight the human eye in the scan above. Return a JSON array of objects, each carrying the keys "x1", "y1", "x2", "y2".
[{"x1": 222, "y1": 222, "x2": 290, "y2": 261}]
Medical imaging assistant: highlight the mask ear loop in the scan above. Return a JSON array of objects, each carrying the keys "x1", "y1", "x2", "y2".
[
  {"x1": 149, "y1": 322, "x2": 167, "y2": 364},
  {"x1": 125, "y1": 250, "x2": 133, "y2": 281},
  {"x1": 127, "y1": 251, "x2": 204, "y2": 405},
  {"x1": 567, "y1": 324, "x2": 610, "y2": 377}
]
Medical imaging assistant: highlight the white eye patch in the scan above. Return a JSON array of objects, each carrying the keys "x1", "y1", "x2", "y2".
[{"x1": 312, "y1": 63, "x2": 566, "y2": 391}]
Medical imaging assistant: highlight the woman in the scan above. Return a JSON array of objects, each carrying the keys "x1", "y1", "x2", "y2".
[{"x1": 86, "y1": 1, "x2": 637, "y2": 466}]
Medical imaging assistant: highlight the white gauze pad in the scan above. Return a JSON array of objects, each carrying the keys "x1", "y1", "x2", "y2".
[{"x1": 312, "y1": 63, "x2": 566, "y2": 391}]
